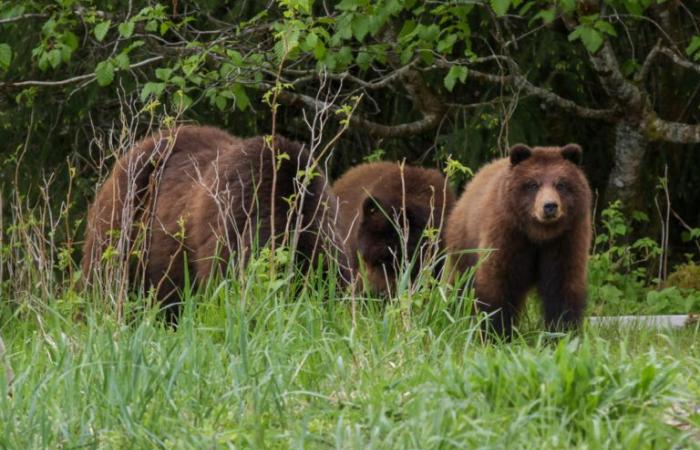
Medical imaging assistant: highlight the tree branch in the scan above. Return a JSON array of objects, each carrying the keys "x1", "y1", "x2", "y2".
[
  {"x1": 586, "y1": 40, "x2": 643, "y2": 110},
  {"x1": 657, "y1": 47, "x2": 700, "y2": 74},
  {"x1": 0, "y1": 56, "x2": 164, "y2": 89},
  {"x1": 644, "y1": 112, "x2": 700, "y2": 143},
  {"x1": 442, "y1": 65, "x2": 619, "y2": 122},
  {"x1": 0, "y1": 13, "x2": 49, "y2": 25},
  {"x1": 275, "y1": 88, "x2": 442, "y2": 138}
]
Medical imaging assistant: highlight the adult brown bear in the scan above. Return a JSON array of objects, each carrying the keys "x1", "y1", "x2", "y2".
[
  {"x1": 333, "y1": 161, "x2": 455, "y2": 295},
  {"x1": 82, "y1": 126, "x2": 349, "y2": 318},
  {"x1": 445, "y1": 144, "x2": 592, "y2": 337}
]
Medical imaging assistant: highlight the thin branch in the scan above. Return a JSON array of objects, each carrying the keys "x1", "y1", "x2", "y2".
[
  {"x1": 0, "y1": 56, "x2": 164, "y2": 89},
  {"x1": 436, "y1": 63, "x2": 619, "y2": 122},
  {"x1": 0, "y1": 13, "x2": 49, "y2": 25},
  {"x1": 635, "y1": 40, "x2": 663, "y2": 83},
  {"x1": 657, "y1": 47, "x2": 700, "y2": 75},
  {"x1": 275, "y1": 88, "x2": 442, "y2": 138}
]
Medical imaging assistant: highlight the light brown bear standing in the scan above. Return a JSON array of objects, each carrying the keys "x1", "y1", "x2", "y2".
[
  {"x1": 82, "y1": 126, "x2": 349, "y2": 320},
  {"x1": 333, "y1": 162, "x2": 455, "y2": 295},
  {"x1": 445, "y1": 144, "x2": 592, "y2": 338}
]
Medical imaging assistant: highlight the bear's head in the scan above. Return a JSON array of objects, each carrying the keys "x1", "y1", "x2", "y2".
[
  {"x1": 506, "y1": 144, "x2": 591, "y2": 242},
  {"x1": 357, "y1": 187, "x2": 445, "y2": 294}
]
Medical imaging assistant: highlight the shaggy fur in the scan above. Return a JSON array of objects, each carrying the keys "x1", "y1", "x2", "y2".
[
  {"x1": 445, "y1": 144, "x2": 592, "y2": 337},
  {"x1": 82, "y1": 126, "x2": 348, "y2": 317},
  {"x1": 333, "y1": 161, "x2": 455, "y2": 295}
]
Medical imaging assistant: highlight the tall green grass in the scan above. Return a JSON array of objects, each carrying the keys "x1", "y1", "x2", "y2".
[
  {"x1": 1, "y1": 266, "x2": 699, "y2": 449},
  {"x1": 1, "y1": 117, "x2": 699, "y2": 449}
]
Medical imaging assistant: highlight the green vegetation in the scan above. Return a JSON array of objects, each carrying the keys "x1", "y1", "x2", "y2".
[
  {"x1": 1, "y1": 176, "x2": 700, "y2": 448},
  {"x1": 2, "y1": 275, "x2": 700, "y2": 448},
  {"x1": 1, "y1": 1, "x2": 700, "y2": 447}
]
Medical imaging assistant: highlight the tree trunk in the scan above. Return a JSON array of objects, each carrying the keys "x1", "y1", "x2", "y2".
[{"x1": 605, "y1": 120, "x2": 648, "y2": 207}]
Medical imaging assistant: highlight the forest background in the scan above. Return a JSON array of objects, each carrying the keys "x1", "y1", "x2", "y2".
[{"x1": 1, "y1": 0, "x2": 700, "y2": 305}]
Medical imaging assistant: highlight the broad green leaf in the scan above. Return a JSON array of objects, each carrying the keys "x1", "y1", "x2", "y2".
[
  {"x1": 580, "y1": 27, "x2": 603, "y2": 53},
  {"x1": 444, "y1": 65, "x2": 468, "y2": 92},
  {"x1": 437, "y1": 34, "x2": 458, "y2": 54},
  {"x1": 95, "y1": 60, "x2": 115, "y2": 86},
  {"x1": 352, "y1": 15, "x2": 371, "y2": 41},
  {"x1": 233, "y1": 84, "x2": 250, "y2": 111},
  {"x1": 173, "y1": 90, "x2": 192, "y2": 110},
  {"x1": 114, "y1": 53, "x2": 130, "y2": 70},
  {"x1": 0, "y1": 44, "x2": 12, "y2": 70},
  {"x1": 569, "y1": 26, "x2": 603, "y2": 53},
  {"x1": 595, "y1": 20, "x2": 617, "y2": 37},
  {"x1": 94, "y1": 21, "x2": 111, "y2": 42},
  {"x1": 118, "y1": 21, "x2": 135, "y2": 38},
  {"x1": 155, "y1": 68, "x2": 173, "y2": 81},
  {"x1": 532, "y1": 8, "x2": 556, "y2": 25},
  {"x1": 304, "y1": 31, "x2": 318, "y2": 51},
  {"x1": 490, "y1": 0, "x2": 511, "y2": 16},
  {"x1": 687, "y1": 36, "x2": 700, "y2": 61},
  {"x1": 356, "y1": 51, "x2": 372, "y2": 70},
  {"x1": 558, "y1": 0, "x2": 576, "y2": 14},
  {"x1": 47, "y1": 49, "x2": 62, "y2": 68},
  {"x1": 140, "y1": 82, "x2": 165, "y2": 101}
]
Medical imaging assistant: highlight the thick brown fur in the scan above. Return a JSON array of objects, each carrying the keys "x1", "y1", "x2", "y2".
[
  {"x1": 333, "y1": 161, "x2": 455, "y2": 295},
  {"x1": 82, "y1": 125, "x2": 348, "y2": 317},
  {"x1": 445, "y1": 144, "x2": 592, "y2": 337}
]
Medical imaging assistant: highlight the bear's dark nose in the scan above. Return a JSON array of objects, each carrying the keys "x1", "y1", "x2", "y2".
[{"x1": 543, "y1": 202, "x2": 558, "y2": 218}]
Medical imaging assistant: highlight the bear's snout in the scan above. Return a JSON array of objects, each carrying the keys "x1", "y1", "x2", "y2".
[
  {"x1": 533, "y1": 186, "x2": 562, "y2": 222},
  {"x1": 543, "y1": 202, "x2": 558, "y2": 218}
]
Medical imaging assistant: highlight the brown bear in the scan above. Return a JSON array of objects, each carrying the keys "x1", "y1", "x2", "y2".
[
  {"x1": 333, "y1": 161, "x2": 455, "y2": 295},
  {"x1": 82, "y1": 125, "x2": 349, "y2": 318},
  {"x1": 445, "y1": 144, "x2": 592, "y2": 337}
]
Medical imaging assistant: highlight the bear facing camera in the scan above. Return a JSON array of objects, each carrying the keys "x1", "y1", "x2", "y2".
[
  {"x1": 445, "y1": 144, "x2": 592, "y2": 338},
  {"x1": 333, "y1": 161, "x2": 456, "y2": 295}
]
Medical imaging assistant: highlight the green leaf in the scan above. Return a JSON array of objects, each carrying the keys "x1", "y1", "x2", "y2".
[
  {"x1": 569, "y1": 26, "x2": 603, "y2": 53},
  {"x1": 140, "y1": 82, "x2": 165, "y2": 101},
  {"x1": 232, "y1": 84, "x2": 250, "y2": 111},
  {"x1": 437, "y1": 34, "x2": 458, "y2": 54},
  {"x1": 155, "y1": 68, "x2": 173, "y2": 81},
  {"x1": 352, "y1": 15, "x2": 371, "y2": 41},
  {"x1": 580, "y1": 27, "x2": 603, "y2": 53},
  {"x1": 173, "y1": 90, "x2": 192, "y2": 110},
  {"x1": 558, "y1": 0, "x2": 576, "y2": 14},
  {"x1": 490, "y1": 0, "x2": 511, "y2": 16},
  {"x1": 687, "y1": 36, "x2": 700, "y2": 61},
  {"x1": 594, "y1": 20, "x2": 617, "y2": 37},
  {"x1": 47, "y1": 49, "x2": 62, "y2": 68},
  {"x1": 95, "y1": 60, "x2": 115, "y2": 86},
  {"x1": 0, "y1": 44, "x2": 12, "y2": 71},
  {"x1": 118, "y1": 21, "x2": 135, "y2": 38},
  {"x1": 532, "y1": 8, "x2": 556, "y2": 25},
  {"x1": 94, "y1": 21, "x2": 111, "y2": 42},
  {"x1": 444, "y1": 65, "x2": 468, "y2": 92},
  {"x1": 114, "y1": 53, "x2": 130, "y2": 70}
]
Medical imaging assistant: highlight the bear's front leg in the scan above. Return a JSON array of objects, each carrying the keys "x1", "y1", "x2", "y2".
[
  {"x1": 474, "y1": 248, "x2": 534, "y2": 340},
  {"x1": 538, "y1": 241, "x2": 587, "y2": 332}
]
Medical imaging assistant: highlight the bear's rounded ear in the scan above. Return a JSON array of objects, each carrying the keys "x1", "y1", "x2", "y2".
[
  {"x1": 509, "y1": 144, "x2": 532, "y2": 166},
  {"x1": 561, "y1": 144, "x2": 582, "y2": 165}
]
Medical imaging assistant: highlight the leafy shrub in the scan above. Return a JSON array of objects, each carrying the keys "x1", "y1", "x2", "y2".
[{"x1": 588, "y1": 202, "x2": 700, "y2": 315}]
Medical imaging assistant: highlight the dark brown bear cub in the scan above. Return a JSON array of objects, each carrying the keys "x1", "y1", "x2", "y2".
[
  {"x1": 333, "y1": 161, "x2": 455, "y2": 295},
  {"x1": 445, "y1": 144, "x2": 592, "y2": 337},
  {"x1": 82, "y1": 125, "x2": 348, "y2": 318}
]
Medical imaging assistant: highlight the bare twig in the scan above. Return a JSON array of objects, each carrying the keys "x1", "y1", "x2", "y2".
[{"x1": 0, "y1": 56, "x2": 164, "y2": 89}]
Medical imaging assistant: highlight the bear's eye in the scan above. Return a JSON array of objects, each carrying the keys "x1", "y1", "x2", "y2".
[
  {"x1": 523, "y1": 181, "x2": 539, "y2": 192},
  {"x1": 555, "y1": 181, "x2": 570, "y2": 192}
]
